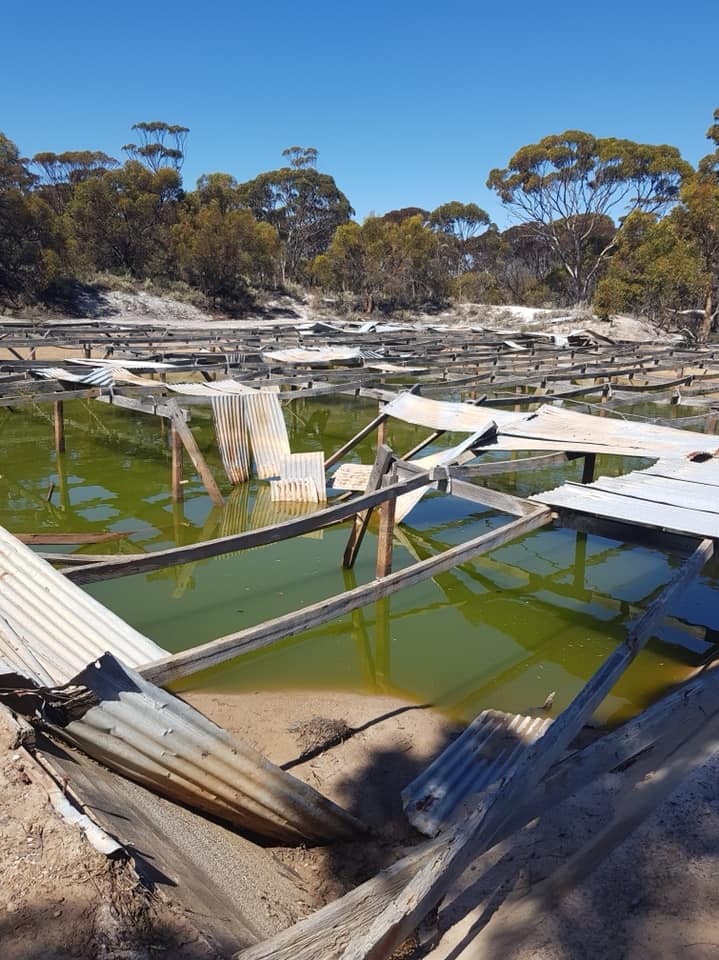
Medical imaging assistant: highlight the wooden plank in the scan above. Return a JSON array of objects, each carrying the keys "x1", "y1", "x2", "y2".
[
  {"x1": 441, "y1": 476, "x2": 540, "y2": 518},
  {"x1": 236, "y1": 656, "x2": 719, "y2": 960},
  {"x1": 0, "y1": 387, "x2": 102, "y2": 407},
  {"x1": 171, "y1": 422, "x2": 183, "y2": 502},
  {"x1": 13, "y1": 531, "x2": 132, "y2": 545},
  {"x1": 376, "y1": 472, "x2": 397, "y2": 577},
  {"x1": 138, "y1": 509, "x2": 553, "y2": 686},
  {"x1": 337, "y1": 539, "x2": 713, "y2": 960},
  {"x1": 343, "y1": 445, "x2": 394, "y2": 569},
  {"x1": 95, "y1": 392, "x2": 185, "y2": 420},
  {"x1": 52, "y1": 400, "x2": 65, "y2": 453},
  {"x1": 581, "y1": 452, "x2": 596, "y2": 484},
  {"x1": 66, "y1": 472, "x2": 435, "y2": 584}
]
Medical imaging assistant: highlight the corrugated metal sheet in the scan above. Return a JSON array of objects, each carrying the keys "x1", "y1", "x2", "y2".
[
  {"x1": 383, "y1": 393, "x2": 527, "y2": 433},
  {"x1": 270, "y1": 478, "x2": 320, "y2": 503},
  {"x1": 498, "y1": 404, "x2": 715, "y2": 458},
  {"x1": 212, "y1": 394, "x2": 251, "y2": 483},
  {"x1": 534, "y1": 480, "x2": 719, "y2": 539},
  {"x1": 643, "y1": 457, "x2": 719, "y2": 486},
  {"x1": 48, "y1": 653, "x2": 363, "y2": 845},
  {"x1": 272, "y1": 452, "x2": 326, "y2": 503},
  {"x1": 262, "y1": 347, "x2": 362, "y2": 366},
  {"x1": 394, "y1": 428, "x2": 494, "y2": 523},
  {"x1": 0, "y1": 526, "x2": 166, "y2": 686},
  {"x1": 34, "y1": 366, "x2": 114, "y2": 387},
  {"x1": 244, "y1": 392, "x2": 291, "y2": 479},
  {"x1": 402, "y1": 708, "x2": 552, "y2": 837}
]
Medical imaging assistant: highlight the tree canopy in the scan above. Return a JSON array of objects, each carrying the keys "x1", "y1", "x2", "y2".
[{"x1": 487, "y1": 131, "x2": 691, "y2": 303}]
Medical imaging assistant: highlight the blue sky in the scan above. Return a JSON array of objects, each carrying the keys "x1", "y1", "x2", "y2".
[{"x1": 2, "y1": 0, "x2": 717, "y2": 227}]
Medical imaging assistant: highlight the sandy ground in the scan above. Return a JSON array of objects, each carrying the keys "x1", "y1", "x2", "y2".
[
  {"x1": 6, "y1": 287, "x2": 675, "y2": 342},
  {"x1": 0, "y1": 706, "x2": 218, "y2": 960},
  {"x1": 4, "y1": 678, "x2": 719, "y2": 960}
]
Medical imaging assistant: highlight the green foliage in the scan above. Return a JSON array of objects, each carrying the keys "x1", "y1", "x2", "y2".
[
  {"x1": 488, "y1": 131, "x2": 691, "y2": 303},
  {"x1": 238, "y1": 148, "x2": 353, "y2": 282},
  {"x1": 69, "y1": 161, "x2": 183, "y2": 278},
  {"x1": 122, "y1": 121, "x2": 189, "y2": 172},
  {"x1": 593, "y1": 211, "x2": 706, "y2": 322},
  {"x1": 173, "y1": 203, "x2": 279, "y2": 305},
  {"x1": 312, "y1": 215, "x2": 448, "y2": 311}
]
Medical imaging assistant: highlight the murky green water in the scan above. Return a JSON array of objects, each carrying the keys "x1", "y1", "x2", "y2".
[{"x1": 2, "y1": 395, "x2": 718, "y2": 726}]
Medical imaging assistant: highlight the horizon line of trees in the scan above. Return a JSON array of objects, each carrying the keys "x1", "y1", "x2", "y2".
[{"x1": 1, "y1": 113, "x2": 718, "y2": 337}]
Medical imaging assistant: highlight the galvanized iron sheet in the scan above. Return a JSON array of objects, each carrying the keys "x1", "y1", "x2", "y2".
[
  {"x1": 262, "y1": 347, "x2": 362, "y2": 365},
  {"x1": 402, "y1": 708, "x2": 552, "y2": 837},
  {"x1": 383, "y1": 393, "x2": 525, "y2": 433},
  {"x1": 499, "y1": 403, "x2": 715, "y2": 458},
  {"x1": 270, "y1": 452, "x2": 326, "y2": 503},
  {"x1": 212, "y1": 394, "x2": 251, "y2": 483},
  {"x1": 55, "y1": 653, "x2": 363, "y2": 845},
  {"x1": 244, "y1": 392, "x2": 291, "y2": 479},
  {"x1": 0, "y1": 527, "x2": 166, "y2": 685}
]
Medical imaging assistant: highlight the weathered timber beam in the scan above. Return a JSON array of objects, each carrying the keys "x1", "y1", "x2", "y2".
[
  {"x1": 343, "y1": 445, "x2": 394, "y2": 569},
  {"x1": 65, "y1": 472, "x2": 435, "y2": 585},
  {"x1": 394, "y1": 459, "x2": 539, "y2": 518},
  {"x1": 235, "y1": 656, "x2": 719, "y2": 960},
  {"x1": 338, "y1": 538, "x2": 713, "y2": 960},
  {"x1": 168, "y1": 404, "x2": 224, "y2": 507},
  {"x1": 324, "y1": 410, "x2": 389, "y2": 469},
  {"x1": 95, "y1": 392, "x2": 188, "y2": 420},
  {"x1": 13, "y1": 531, "x2": 133, "y2": 545},
  {"x1": 138, "y1": 508, "x2": 553, "y2": 686},
  {"x1": 0, "y1": 388, "x2": 102, "y2": 407}
]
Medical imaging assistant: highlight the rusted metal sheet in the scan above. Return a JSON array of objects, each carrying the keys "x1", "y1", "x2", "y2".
[
  {"x1": 244, "y1": 392, "x2": 291, "y2": 479},
  {"x1": 0, "y1": 526, "x2": 166, "y2": 686},
  {"x1": 43, "y1": 653, "x2": 364, "y2": 845},
  {"x1": 402, "y1": 709, "x2": 552, "y2": 837},
  {"x1": 212, "y1": 394, "x2": 251, "y2": 483}
]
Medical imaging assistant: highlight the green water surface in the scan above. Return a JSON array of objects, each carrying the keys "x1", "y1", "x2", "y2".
[{"x1": 2, "y1": 394, "x2": 718, "y2": 726}]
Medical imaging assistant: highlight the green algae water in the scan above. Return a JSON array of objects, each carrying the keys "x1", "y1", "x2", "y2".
[{"x1": 2, "y1": 395, "x2": 718, "y2": 726}]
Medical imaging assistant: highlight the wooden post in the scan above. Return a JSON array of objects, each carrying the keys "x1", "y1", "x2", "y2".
[
  {"x1": 581, "y1": 452, "x2": 596, "y2": 484},
  {"x1": 343, "y1": 445, "x2": 393, "y2": 569},
  {"x1": 376, "y1": 470, "x2": 397, "y2": 578},
  {"x1": 376, "y1": 404, "x2": 387, "y2": 449},
  {"x1": 168, "y1": 404, "x2": 224, "y2": 507},
  {"x1": 374, "y1": 597, "x2": 391, "y2": 688},
  {"x1": 171, "y1": 423, "x2": 183, "y2": 502},
  {"x1": 53, "y1": 401, "x2": 65, "y2": 454}
]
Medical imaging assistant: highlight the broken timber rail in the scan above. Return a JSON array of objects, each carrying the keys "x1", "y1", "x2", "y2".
[
  {"x1": 235, "y1": 537, "x2": 714, "y2": 960},
  {"x1": 139, "y1": 506, "x2": 552, "y2": 686}
]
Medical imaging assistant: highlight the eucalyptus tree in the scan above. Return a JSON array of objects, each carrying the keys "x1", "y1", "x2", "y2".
[
  {"x1": 122, "y1": 121, "x2": 189, "y2": 173},
  {"x1": 0, "y1": 133, "x2": 64, "y2": 301},
  {"x1": 487, "y1": 131, "x2": 691, "y2": 304},
  {"x1": 238, "y1": 147, "x2": 353, "y2": 283}
]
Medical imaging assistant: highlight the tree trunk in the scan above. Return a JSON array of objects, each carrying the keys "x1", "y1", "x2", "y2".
[{"x1": 700, "y1": 288, "x2": 713, "y2": 342}]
